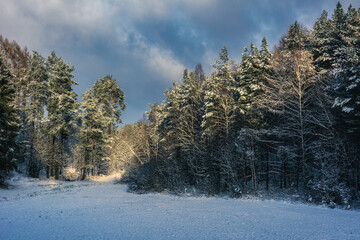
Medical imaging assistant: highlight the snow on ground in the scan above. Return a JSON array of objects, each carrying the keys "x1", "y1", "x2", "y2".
[{"x1": 1, "y1": 175, "x2": 360, "y2": 240}]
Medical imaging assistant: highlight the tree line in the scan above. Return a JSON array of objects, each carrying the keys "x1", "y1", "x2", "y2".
[
  {"x1": 0, "y1": 2, "x2": 359, "y2": 207},
  {"x1": 118, "y1": 2, "x2": 359, "y2": 207}
]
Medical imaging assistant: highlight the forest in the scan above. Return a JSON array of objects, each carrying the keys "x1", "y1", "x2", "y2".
[{"x1": 0, "y1": 2, "x2": 359, "y2": 208}]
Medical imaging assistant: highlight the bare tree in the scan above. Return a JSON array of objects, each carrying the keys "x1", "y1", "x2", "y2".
[{"x1": 264, "y1": 49, "x2": 318, "y2": 189}]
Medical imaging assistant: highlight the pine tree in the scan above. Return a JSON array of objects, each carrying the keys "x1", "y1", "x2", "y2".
[
  {"x1": 280, "y1": 21, "x2": 310, "y2": 51},
  {"x1": 24, "y1": 51, "x2": 49, "y2": 177},
  {"x1": 331, "y1": 2, "x2": 348, "y2": 63},
  {"x1": 178, "y1": 68, "x2": 206, "y2": 185},
  {"x1": 160, "y1": 81, "x2": 184, "y2": 187},
  {"x1": 93, "y1": 75, "x2": 126, "y2": 136},
  {"x1": 235, "y1": 40, "x2": 272, "y2": 127},
  {"x1": 312, "y1": 10, "x2": 333, "y2": 71},
  {"x1": 202, "y1": 46, "x2": 237, "y2": 141},
  {"x1": 232, "y1": 38, "x2": 273, "y2": 193},
  {"x1": 76, "y1": 76, "x2": 126, "y2": 177},
  {"x1": 0, "y1": 53, "x2": 20, "y2": 180},
  {"x1": 46, "y1": 51, "x2": 78, "y2": 179},
  {"x1": 332, "y1": 5, "x2": 360, "y2": 135},
  {"x1": 201, "y1": 46, "x2": 237, "y2": 192},
  {"x1": 147, "y1": 102, "x2": 163, "y2": 163},
  {"x1": 0, "y1": 35, "x2": 30, "y2": 109},
  {"x1": 329, "y1": 4, "x2": 360, "y2": 192},
  {"x1": 77, "y1": 87, "x2": 108, "y2": 178}
]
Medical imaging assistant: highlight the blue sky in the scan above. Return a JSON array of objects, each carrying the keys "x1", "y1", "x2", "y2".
[{"x1": 1, "y1": 0, "x2": 359, "y2": 124}]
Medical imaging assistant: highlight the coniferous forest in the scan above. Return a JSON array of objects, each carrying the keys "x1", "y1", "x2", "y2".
[{"x1": 1, "y1": 2, "x2": 359, "y2": 207}]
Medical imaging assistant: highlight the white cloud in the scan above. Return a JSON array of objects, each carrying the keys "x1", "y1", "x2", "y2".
[
  {"x1": 19, "y1": 0, "x2": 115, "y2": 32},
  {"x1": 114, "y1": 26, "x2": 185, "y2": 82},
  {"x1": 0, "y1": 0, "x2": 116, "y2": 52},
  {"x1": 115, "y1": 0, "x2": 216, "y2": 20},
  {"x1": 0, "y1": 0, "x2": 186, "y2": 83},
  {"x1": 145, "y1": 46, "x2": 185, "y2": 82}
]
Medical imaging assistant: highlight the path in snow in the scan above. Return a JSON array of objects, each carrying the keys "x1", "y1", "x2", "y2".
[{"x1": 1, "y1": 174, "x2": 360, "y2": 240}]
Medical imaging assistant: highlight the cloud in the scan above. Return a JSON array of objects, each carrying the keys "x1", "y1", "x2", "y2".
[
  {"x1": 145, "y1": 46, "x2": 185, "y2": 82},
  {"x1": 1, "y1": 0, "x2": 186, "y2": 81},
  {"x1": 113, "y1": 23, "x2": 185, "y2": 83},
  {"x1": 0, "y1": 0, "x2": 117, "y2": 53},
  {"x1": 115, "y1": 0, "x2": 216, "y2": 21}
]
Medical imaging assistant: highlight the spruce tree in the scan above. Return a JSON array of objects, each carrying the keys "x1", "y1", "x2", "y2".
[
  {"x1": 235, "y1": 42, "x2": 269, "y2": 127},
  {"x1": 233, "y1": 39, "x2": 273, "y2": 192},
  {"x1": 331, "y1": 2, "x2": 348, "y2": 63},
  {"x1": 160, "y1": 81, "x2": 183, "y2": 187},
  {"x1": 0, "y1": 53, "x2": 20, "y2": 180},
  {"x1": 332, "y1": 5, "x2": 360, "y2": 135},
  {"x1": 280, "y1": 21, "x2": 310, "y2": 51},
  {"x1": 202, "y1": 46, "x2": 237, "y2": 141},
  {"x1": 178, "y1": 68, "x2": 206, "y2": 185},
  {"x1": 147, "y1": 102, "x2": 163, "y2": 163},
  {"x1": 201, "y1": 46, "x2": 237, "y2": 192},
  {"x1": 312, "y1": 10, "x2": 333, "y2": 71}
]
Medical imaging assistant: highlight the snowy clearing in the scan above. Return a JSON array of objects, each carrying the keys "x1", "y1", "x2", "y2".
[{"x1": 1, "y1": 175, "x2": 360, "y2": 240}]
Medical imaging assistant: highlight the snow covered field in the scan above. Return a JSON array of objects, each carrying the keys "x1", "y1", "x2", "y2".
[{"x1": 1, "y1": 175, "x2": 360, "y2": 240}]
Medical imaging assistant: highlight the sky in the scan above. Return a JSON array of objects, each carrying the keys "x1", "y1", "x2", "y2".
[{"x1": 1, "y1": 0, "x2": 359, "y2": 125}]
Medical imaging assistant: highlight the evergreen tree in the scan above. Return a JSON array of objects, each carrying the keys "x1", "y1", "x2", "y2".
[
  {"x1": 76, "y1": 75, "x2": 126, "y2": 177},
  {"x1": 201, "y1": 46, "x2": 237, "y2": 192},
  {"x1": 312, "y1": 10, "x2": 333, "y2": 71},
  {"x1": 331, "y1": 2, "x2": 348, "y2": 63},
  {"x1": 202, "y1": 46, "x2": 237, "y2": 141},
  {"x1": 24, "y1": 51, "x2": 49, "y2": 177},
  {"x1": 178, "y1": 68, "x2": 206, "y2": 185},
  {"x1": 93, "y1": 75, "x2": 126, "y2": 136},
  {"x1": 330, "y1": 4, "x2": 360, "y2": 192},
  {"x1": 159, "y1": 81, "x2": 184, "y2": 188},
  {"x1": 147, "y1": 102, "x2": 163, "y2": 163},
  {"x1": 332, "y1": 5, "x2": 360, "y2": 134},
  {"x1": 46, "y1": 51, "x2": 78, "y2": 179},
  {"x1": 235, "y1": 40, "x2": 272, "y2": 127},
  {"x1": 0, "y1": 35, "x2": 30, "y2": 109},
  {"x1": 280, "y1": 21, "x2": 310, "y2": 51},
  {"x1": 0, "y1": 53, "x2": 20, "y2": 180},
  {"x1": 233, "y1": 38, "x2": 273, "y2": 193},
  {"x1": 77, "y1": 87, "x2": 108, "y2": 178}
]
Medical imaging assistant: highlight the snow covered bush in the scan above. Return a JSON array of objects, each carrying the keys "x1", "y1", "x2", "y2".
[
  {"x1": 307, "y1": 140, "x2": 351, "y2": 207},
  {"x1": 63, "y1": 167, "x2": 81, "y2": 181}
]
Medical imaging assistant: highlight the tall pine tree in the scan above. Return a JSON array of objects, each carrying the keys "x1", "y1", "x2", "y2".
[
  {"x1": 24, "y1": 51, "x2": 49, "y2": 177},
  {"x1": 0, "y1": 53, "x2": 20, "y2": 181},
  {"x1": 46, "y1": 51, "x2": 78, "y2": 179}
]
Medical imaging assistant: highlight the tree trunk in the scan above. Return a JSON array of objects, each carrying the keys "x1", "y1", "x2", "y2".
[
  {"x1": 46, "y1": 165, "x2": 50, "y2": 179},
  {"x1": 284, "y1": 161, "x2": 287, "y2": 189},
  {"x1": 81, "y1": 168, "x2": 86, "y2": 180},
  {"x1": 54, "y1": 163, "x2": 59, "y2": 180},
  {"x1": 266, "y1": 151, "x2": 269, "y2": 191}
]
